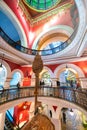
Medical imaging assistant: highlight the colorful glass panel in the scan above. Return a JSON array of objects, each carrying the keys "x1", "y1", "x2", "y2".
[{"x1": 23, "y1": 0, "x2": 61, "y2": 12}]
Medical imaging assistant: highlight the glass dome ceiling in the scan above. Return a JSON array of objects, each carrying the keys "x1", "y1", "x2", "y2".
[{"x1": 23, "y1": 0, "x2": 61, "y2": 12}]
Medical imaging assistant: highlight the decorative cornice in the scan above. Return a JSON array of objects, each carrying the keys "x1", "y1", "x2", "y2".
[
  {"x1": 18, "y1": 0, "x2": 32, "y2": 22},
  {"x1": 23, "y1": 0, "x2": 61, "y2": 12},
  {"x1": 18, "y1": 0, "x2": 73, "y2": 26}
]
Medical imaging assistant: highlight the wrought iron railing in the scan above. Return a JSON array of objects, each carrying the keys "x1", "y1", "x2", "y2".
[
  {"x1": 0, "y1": 26, "x2": 78, "y2": 56},
  {"x1": 0, "y1": 87, "x2": 87, "y2": 111}
]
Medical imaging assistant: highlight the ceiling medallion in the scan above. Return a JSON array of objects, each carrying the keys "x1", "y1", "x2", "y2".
[{"x1": 23, "y1": 0, "x2": 61, "y2": 12}]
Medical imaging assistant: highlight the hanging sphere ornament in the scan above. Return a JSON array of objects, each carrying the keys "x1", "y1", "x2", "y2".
[
  {"x1": 32, "y1": 53, "x2": 43, "y2": 110},
  {"x1": 22, "y1": 53, "x2": 55, "y2": 130},
  {"x1": 32, "y1": 53, "x2": 43, "y2": 74}
]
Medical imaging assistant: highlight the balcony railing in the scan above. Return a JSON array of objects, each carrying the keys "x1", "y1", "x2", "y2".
[
  {"x1": 0, "y1": 87, "x2": 87, "y2": 111},
  {"x1": 0, "y1": 26, "x2": 78, "y2": 56}
]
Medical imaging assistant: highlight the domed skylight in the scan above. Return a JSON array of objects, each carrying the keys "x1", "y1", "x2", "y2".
[{"x1": 23, "y1": 0, "x2": 61, "y2": 12}]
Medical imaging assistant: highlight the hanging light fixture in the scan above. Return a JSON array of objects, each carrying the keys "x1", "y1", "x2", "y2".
[{"x1": 0, "y1": 54, "x2": 4, "y2": 72}]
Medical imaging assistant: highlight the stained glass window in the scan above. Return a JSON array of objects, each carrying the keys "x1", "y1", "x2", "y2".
[{"x1": 23, "y1": 0, "x2": 61, "y2": 12}]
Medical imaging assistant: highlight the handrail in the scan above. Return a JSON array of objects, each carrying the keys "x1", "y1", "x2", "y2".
[
  {"x1": 0, "y1": 26, "x2": 78, "y2": 56},
  {"x1": 0, "y1": 87, "x2": 87, "y2": 111}
]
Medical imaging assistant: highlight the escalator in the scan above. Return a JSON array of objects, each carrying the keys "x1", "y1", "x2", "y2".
[
  {"x1": 4, "y1": 117, "x2": 14, "y2": 130},
  {"x1": 4, "y1": 110, "x2": 19, "y2": 130}
]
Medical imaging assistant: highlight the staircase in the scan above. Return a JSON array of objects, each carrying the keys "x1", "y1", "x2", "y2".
[{"x1": 4, "y1": 110, "x2": 19, "y2": 130}]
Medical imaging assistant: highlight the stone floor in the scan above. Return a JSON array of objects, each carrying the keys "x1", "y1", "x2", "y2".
[{"x1": 51, "y1": 109, "x2": 87, "y2": 130}]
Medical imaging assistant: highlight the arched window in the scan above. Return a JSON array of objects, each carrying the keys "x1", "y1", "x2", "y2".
[
  {"x1": 10, "y1": 72, "x2": 21, "y2": 87},
  {"x1": 0, "y1": 65, "x2": 7, "y2": 88},
  {"x1": 41, "y1": 71, "x2": 51, "y2": 86},
  {"x1": 60, "y1": 70, "x2": 77, "y2": 87}
]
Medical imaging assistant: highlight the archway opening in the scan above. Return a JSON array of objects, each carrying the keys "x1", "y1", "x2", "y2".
[
  {"x1": 10, "y1": 72, "x2": 21, "y2": 87},
  {"x1": 40, "y1": 71, "x2": 52, "y2": 87},
  {"x1": 59, "y1": 68, "x2": 79, "y2": 88},
  {"x1": 0, "y1": 65, "x2": 7, "y2": 89}
]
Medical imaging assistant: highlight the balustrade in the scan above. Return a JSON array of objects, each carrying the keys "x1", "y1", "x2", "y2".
[
  {"x1": 0, "y1": 87, "x2": 87, "y2": 111},
  {"x1": 0, "y1": 26, "x2": 78, "y2": 56}
]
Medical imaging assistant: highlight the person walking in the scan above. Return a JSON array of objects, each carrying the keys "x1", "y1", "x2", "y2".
[
  {"x1": 56, "y1": 80, "x2": 60, "y2": 87},
  {"x1": 49, "y1": 110, "x2": 52, "y2": 118},
  {"x1": 17, "y1": 82, "x2": 20, "y2": 97},
  {"x1": 17, "y1": 82, "x2": 20, "y2": 88},
  {"x1": 63, "y1": 112, "x2": 66, "y2": 123}
]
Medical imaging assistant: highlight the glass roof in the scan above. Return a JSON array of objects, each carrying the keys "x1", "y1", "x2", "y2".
[{"x1": 23, "y1": 0, "x2": 61, "y2": 12}]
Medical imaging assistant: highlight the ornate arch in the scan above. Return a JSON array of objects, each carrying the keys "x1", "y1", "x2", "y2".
[
  {"x1": 0, "y1": 0, "x2": 27, "y2": 47},
  {"x1": 11, "y1": 69, "x2": 24, "y2": 79},
  {"x1": 31, "y1": 66, "x2": 54, "y2": 79},
  {"x1": 54, "y1": 63, "x2": 85, "y2": 79},
  {"x1": 0, "y1": 60, "x2": 12, "y2": 88},
  {"x1": 31, "y1": 66, "x2": 54, "y2": 86},
  {"x1": 0, "y1": 60, "x2": 11, "y2": 78},
  {"x1": 32, "y1": 25, "x2": 73, "y2": 49},
  {"x1": 40, "y1": 66, "x2": 54, "y2": 79}
]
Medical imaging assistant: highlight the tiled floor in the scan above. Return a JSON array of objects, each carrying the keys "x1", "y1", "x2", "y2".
[
  {"x1": 51, "y1": 109, "x2": 87, "y2": 130},
  {"x1": 64, "y1": 109, "x2": 86, "y2": 130}
]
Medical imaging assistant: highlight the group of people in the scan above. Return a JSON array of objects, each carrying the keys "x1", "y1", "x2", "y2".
[
  {"x1": 17, "y1": 79, "x2": 81, "y2": 89},
  {"x1": 70, "y1": 80, "x2": 81, "y2": 89},
  {"x1": 56, "y1": 79, "x2": 81, "y2": 89},
  {"x1": 39, "y1": 80, "x2": 45, "y2": 86}
]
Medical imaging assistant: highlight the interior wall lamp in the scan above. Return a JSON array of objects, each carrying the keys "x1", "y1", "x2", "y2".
[{"x1": 0, "y1": 54, "x2": 4, "y2": 72}]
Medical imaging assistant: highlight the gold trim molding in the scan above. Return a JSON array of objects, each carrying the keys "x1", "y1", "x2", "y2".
[{"x1": 18, "y1": 0, "x2": 73, "y2": 26}]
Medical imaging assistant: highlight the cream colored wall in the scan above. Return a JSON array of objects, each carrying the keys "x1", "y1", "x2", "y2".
[{"x1": 0, "y1": 97, "x2": 86, "y2": 116}]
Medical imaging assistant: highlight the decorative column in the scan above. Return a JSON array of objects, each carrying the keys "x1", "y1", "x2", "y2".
[
  {"x1": 49, "y1": 106, "x2": 62, "y2": 130},
  {"x1": 79, "y1": 77, "x2": 87, "y2": 89},
  {"x1": 4, "y1": 77, "x2": 11, "y2": 89},
  {"x1": 52, "y1": 78, "x2": 57, "y2": 87},
  {"x1": 57, "y1": 108, "x2": 62, "y2": 130},
  {"x1": 32, "y1": 53, "x2": 43, "y2": 110},
  {"x1": 0, "y1": 112, "x2": 6, "y2": 130}
]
